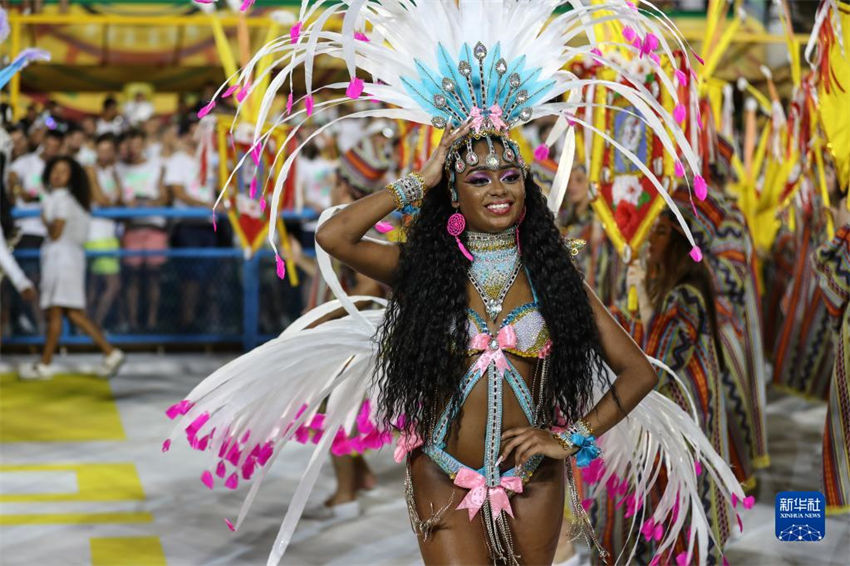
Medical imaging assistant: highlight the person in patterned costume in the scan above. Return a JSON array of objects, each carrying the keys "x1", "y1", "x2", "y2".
[
  {"x1": 671, "y1": 186, "x2": 769, "y2": 489},
  {"x1": 591, "y1": 206, "x2": 732, "y2": 564},
  {"x1": 773, "y1": 189, "x2": 836, "y2": 401},
  {"x1": 812, "y1": 198, "x2": 850, "y2": 515}
]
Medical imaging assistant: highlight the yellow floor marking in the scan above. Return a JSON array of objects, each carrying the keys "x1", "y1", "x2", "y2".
[
  {"x1": 0, "y1": 511, "x2": 153, "y2": 525},
  {"x1": 90, "y1": 536, "x2": 166, "y2": 566},
  {"x1": 0, "y1": 463, "x2": 144, "y2": 502},
  {"x1": 0, "y1": 372, "x2": 125, "y2": 442}
]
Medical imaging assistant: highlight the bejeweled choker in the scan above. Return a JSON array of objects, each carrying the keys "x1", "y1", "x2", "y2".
[{"x1": 467, "y1": 227, "x2": 520, "y2": 321}]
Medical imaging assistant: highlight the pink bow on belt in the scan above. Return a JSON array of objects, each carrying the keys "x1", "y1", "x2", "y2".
[
  {"x1": 470, "y1": 325, "x2": 517, "y2": 376},
  {"x1": 469, "y1": 104, "x2": 507, "y2": 131},
  {"x1": 454, "y1": 467, "x2": 524, "y2": 520}
]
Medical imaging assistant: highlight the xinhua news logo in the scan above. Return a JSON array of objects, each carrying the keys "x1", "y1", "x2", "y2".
[{"x1": 775, "y1": 491, "x2": 825, "y2": 542}]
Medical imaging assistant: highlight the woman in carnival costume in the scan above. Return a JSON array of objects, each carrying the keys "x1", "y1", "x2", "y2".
[
  {"x1": 165, "y1": 2, "x2": 747, "y2": 564},
  {"x1": 607, "y1": 190, "x2": 737, "y2": 564}
]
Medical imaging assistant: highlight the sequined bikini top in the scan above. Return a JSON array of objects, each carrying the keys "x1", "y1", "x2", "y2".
[{"x1": 466, "y1": 302, "x2": 551, "y2": 359}]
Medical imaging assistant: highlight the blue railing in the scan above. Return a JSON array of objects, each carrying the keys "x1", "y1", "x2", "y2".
[{"x1": 5, "y1": 207, "x2": 319, "y2": 350}]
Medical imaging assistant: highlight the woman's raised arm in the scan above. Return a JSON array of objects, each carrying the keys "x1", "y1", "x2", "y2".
[{"x1": 316, "y1": 120, "x2": 472, "y2": 287}]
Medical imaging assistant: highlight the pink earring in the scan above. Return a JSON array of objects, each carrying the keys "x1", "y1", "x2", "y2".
[{"x1": 447, "y1": 212, "x2": 474, "y2": 261}]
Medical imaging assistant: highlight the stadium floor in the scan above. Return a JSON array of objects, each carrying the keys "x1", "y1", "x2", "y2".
[{"x1": 0, "y1": 353, "x2": 847, "y2": 566}]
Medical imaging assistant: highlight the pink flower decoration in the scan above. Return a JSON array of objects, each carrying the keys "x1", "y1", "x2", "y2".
[
  {"x1": 216, "y1": 461, "x2": 227, "y2": 478},
  {"x1": 305, "y1": 95, "x2": 314, "y2": 117},
  {"x1": 694, "y1": 175, "x2": 708, "y2": 200},
  {"x1": 240, "y1": 0, "x2": 255, "y2": 12},
  {"x1": 674, "y1": 160, "x2": 685, "y2": 177},
  {"x1": 249, "y1": 177, "x2": 258, "y2": 199},
  {"x1": 580, "y1": 498, "x2": 593, "y2": 511},
  {"x1": 533, "y1": 144, "x2": 549, "y2": 161},
  {"x1": 676, "y1": 551, "x2": 691, "y2": 566},
  {"x1": 212, "y1": 215, "x2": 217, "y2": 232},
  {"x1": 694, "y1": 460, "x2": 703, "y2": 476},
  {"x1": 201, "y1": 470, "x2": 214, "y2": 489},
  {"x1": 290, "y1": 21, "x2": 303, "y2": 43},
  {"x1": 622, "y1": 26, "x2": 636, "y2": 43},
  {"x1": 675, "y1": 69, "x2": 688, "y2": 86},
  {"x1": 225, "y1": 473, "x2": 239, "y2": 490},
  {"x1": 161, "y1": 439, "x2": 171, "y2": 452},
  {"x1": 689, "y1": 246, "x2": 703, "y2": 262},
  {"x1": 346, "y1": 77, "x2": 365, "y2": 99},
  {"x1": 225, "y1": 518, "x2": 236, "y2": 531},
  {"x1": 197, "y1": 101, "x2": 216, "y2": 119},
  {"x1": 649, "y1": 555, "x2": 661, "y2": 566},
  {"x1": 692, "y1": 50, "x2": 705, "y2": 65},
  {"x1": 354, "y1": 31, "x2": 370, "y2": 42},
  {"x1": 251, "y1": 144, "x2": 262, "y2": 166},
  {"x1": 743, "y1": 495, "x2": 755, "y2": 509},
  {"x1": 673, "y1": 104, "x2": 686, "y2": 123},
  {"x1": 223, "y1": 84, "x2": 239, "y2": 98},
  {"x1": 641, "y1": 518, "x2": 655, "y2": 541},
  {"x1": 260, "y1": 196, "x2": 267, "y2": 211},
  {"x1": 649, "y1": 53, "x2": 660, "y2": 65},
  {"x1": 286, "y1": 92, "x2": 294, "y2": 115},
  {"x1": 653, "y1": 523, "x2": 664, "y2": 541},
  {"x1": 276, "y1": 255, "x2": 286, "y2": 279},
  {"x1": 625, "y1": 0, "x2": 637, "y2": 9},
  {"x1": 736, "y1": 513, "x2": 743, "y2": 533},
  {"x1": 241, "y1": 430, "x2": 251, "y2": 444}
]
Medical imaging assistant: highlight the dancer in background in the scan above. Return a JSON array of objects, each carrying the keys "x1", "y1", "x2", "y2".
[
  {"x1": 597, "y1": 207, "x2": 731, "y2": 563},
  {"x1": 19, "y1": 157, "x2": 124, "y2": 380},
  {"x1": 813, "y1": 195, "x2": 850, "y2": 514}
]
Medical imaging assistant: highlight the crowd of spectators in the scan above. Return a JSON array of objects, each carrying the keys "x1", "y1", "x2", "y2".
[
  {"x1": 2, "y1": 92, "x2": 228, "y2": 338},
  {"x1": 1, "y1": 84, "x2": 416, "y2": 345}
]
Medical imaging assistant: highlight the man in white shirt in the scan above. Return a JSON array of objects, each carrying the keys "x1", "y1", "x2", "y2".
[{"x1": 116, "y1": 129, "x2": 167, "y2": 330}]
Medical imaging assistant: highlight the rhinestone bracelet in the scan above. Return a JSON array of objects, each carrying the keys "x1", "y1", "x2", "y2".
[{"x1": 386, "y1": 172, "x2": 426, "y2": 211}]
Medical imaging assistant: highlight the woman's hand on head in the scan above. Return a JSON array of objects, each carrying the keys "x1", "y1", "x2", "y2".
[
  {"x1": 499, "y1": 427, "x2": 577, "y2": 468},
  {"x1": 419, "y1": 119, "x2": 473, "y2": 189}
]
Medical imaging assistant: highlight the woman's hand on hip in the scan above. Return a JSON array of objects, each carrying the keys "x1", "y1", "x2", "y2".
[{"x1": 499, "y1": 426, "x2": 577, "y2": 468}]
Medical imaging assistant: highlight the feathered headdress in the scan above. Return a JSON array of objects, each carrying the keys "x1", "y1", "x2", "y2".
[{"x1": 208, "y1": 0, "x2": 708, "y2": 267}]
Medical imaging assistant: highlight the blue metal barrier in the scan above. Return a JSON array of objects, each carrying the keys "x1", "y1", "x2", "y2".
[{"x1": 4, "y1": 207, "x2": 319, "y2": 351}]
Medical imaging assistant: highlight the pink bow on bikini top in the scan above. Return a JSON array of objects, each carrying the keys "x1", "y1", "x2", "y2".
[
  {"x1": 454, "y1": 467, "x2": 524, "y2": 520},
  {"x1": 469, "y1": 326, "x2": 517, "y2": 375}
]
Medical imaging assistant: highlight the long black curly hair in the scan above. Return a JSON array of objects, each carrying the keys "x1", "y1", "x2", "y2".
[{"x1": 376, "y1": 174, "x2": 610, "y2": 441}]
